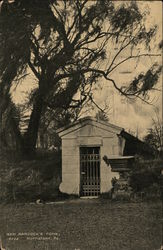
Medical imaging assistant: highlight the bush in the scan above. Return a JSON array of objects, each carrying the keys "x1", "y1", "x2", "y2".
[
  {"x1": 100, "y1": 191, "x2": 112, "y2": 199},
  {"x1": 129, "y1": 170, "x2": 159, "y2": 192},
  {"x1": 0, "y1": 150, "x2": 61, "y2": 203},
  {"x1": 129, "y1": 158, "x2": 162, "y2": 199}
]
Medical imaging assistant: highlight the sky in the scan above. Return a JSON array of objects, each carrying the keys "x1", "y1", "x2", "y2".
[{"x1": 11, "y1": 0, "x2": 162, "y2": 139}]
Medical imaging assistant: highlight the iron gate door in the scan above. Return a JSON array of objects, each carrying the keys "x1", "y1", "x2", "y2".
[{"x1": 80, "y1": 147, "x2": 100, "y2": 197}]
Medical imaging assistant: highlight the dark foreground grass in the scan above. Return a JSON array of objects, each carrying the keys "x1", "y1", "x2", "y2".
[{"x1": 0, "y1": 200, "x2": 162, "y2": 250}]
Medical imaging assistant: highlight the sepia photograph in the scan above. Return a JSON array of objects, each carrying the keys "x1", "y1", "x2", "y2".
[{"x1": 0, "y1": 0, "x2": 162, "y2": 249}]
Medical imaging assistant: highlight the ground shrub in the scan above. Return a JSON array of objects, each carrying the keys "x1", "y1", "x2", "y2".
[
  {"x1": 130, "y1": 170, "x2": 159, "y2": 192},
  {"x1": 129, "y1": 157, "x2": 162, "y2": 200},
  {"x1": 99, "y1": 191, "x2": 112, "y2": 199},
  {"x1": 0, "y1": 149, "x2": 61, "y2": 203}
]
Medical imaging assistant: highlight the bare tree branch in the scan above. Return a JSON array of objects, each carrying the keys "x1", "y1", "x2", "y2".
[
  {"x1": 106, "y1": 38, "x2": 134, "y2": 74},
  {"x1": 107, "y1": 53, "x2": 161, "y2": 74}
]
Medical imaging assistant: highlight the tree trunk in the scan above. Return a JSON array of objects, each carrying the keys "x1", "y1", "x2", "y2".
[
  {"x1": 10, "y1": 116, "x2": 24, "y2": 153},
  {"x1": 23, "y1": 94, "x2": 44, "y2": 157}
]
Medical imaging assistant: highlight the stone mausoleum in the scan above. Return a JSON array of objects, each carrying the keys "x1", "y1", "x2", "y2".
[{"x1": 57, "y1": 116, "x2": 134, "y2": 197}]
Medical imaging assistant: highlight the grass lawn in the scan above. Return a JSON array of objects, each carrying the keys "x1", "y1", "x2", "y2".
[{"x1": 0, "y1": 200, "x2": 162, "y2": 250}]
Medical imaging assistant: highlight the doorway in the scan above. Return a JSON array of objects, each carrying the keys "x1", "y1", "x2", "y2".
[{"x1": 80, "y1": 147, "x2": 100, "y2": 197}]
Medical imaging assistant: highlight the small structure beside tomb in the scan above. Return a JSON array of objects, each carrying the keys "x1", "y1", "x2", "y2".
[{"x1": 103, "y1": 155, "x2": 135, "y2": 199}]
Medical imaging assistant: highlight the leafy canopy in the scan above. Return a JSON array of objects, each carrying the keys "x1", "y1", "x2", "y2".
[{"x1": 0, "y1": 0, "x2": 162, "y2": 146}]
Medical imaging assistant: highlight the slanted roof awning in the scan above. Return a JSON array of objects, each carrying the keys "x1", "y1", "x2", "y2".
[{"x1": 103, "y1": 155, "x2": 135, "y2": 172}]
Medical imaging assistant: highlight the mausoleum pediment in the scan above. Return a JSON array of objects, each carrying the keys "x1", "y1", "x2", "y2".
[{"x1": 57, "y1": 116, "x2": 123, "y2": 138}]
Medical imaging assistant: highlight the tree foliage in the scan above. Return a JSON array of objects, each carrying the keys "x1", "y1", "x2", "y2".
[
  {"x1": 144, "y1": 111, "x2": 162, "y2": 154},
  {"x1": 0, "y1": 0, "x2": 162, "y2": 155},
  {"x1": 0, "y1": 92, "x2": 22, "y2": 150}
]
